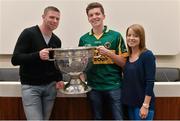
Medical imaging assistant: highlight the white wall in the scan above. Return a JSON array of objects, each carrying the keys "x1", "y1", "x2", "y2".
[
  {"x1": 156, "y1": 53, "x2": 180, "y2": 68},
  {"x1": 0, "y1": 0, "x2": 180, "y2": 68},
  {"x1": 179, "y1": 0, "x2": 180, "y2": 52},
  {"x1": 0, "y1": 0, "x2": 179, "y2": 55}
]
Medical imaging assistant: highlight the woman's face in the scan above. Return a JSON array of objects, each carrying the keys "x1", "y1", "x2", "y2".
[{"x1": 126, "y1": 28, "x2": 140, "y2": 49}]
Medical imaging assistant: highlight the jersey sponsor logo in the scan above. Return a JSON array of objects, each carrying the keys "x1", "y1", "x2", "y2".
[{"x1": 93, "y1": 49, "x2": 115, "y2": 64}]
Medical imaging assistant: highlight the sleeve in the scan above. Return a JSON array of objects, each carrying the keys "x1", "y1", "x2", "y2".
[
  {"x1": 143, "y1": 50, "x2": 156, "y2": 96},
  {"x1": 78, "y1": 37, "x2": 84, "y2": 47},
  {"x1": 57, "y1": 71, "x2": 63, "y2": 81},
  {"x1": 118, "y1": 33, "x2": 128, "y2": 57},
  {"x1": 11, "y1": 29, "x2": 40, "y2": 66}
]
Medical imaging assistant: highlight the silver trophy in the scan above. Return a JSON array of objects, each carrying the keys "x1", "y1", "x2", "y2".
[{"x1": 51, "y1": 47, "x2": 95, "y2": 94}]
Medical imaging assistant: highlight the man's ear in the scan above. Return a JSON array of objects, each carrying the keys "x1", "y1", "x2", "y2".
[
  {"x1": 42, "y1": 14, "x2": 45, "y2": 19},
  {"x1": 103, "y1": 15, "x2": 105, "y2": 20}
]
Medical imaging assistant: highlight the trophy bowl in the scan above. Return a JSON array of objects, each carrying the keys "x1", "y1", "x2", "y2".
[{"x1": 51, "y1": 46, "x2": 95, "y2": 94}]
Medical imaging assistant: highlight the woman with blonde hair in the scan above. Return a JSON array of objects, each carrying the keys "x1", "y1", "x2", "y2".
[
  {"x1": 122, "y1": 24, "x2": 156, "y2": 120},
  {"x1": 97, "y1": 24, "x2": 156, "y2": 120}
]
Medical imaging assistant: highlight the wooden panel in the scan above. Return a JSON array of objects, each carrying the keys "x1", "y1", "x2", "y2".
[
  {"x1": 50, "y1": 97, "x2": 92, "y2": 120},
  {"x1": 154, "y1": 97, "x2": 180, "y2": 120},
  {"x1": 19, "y1": 99, "x2": 26, "y2": 120},
  {"x1": 0, "y1": 97, "x2": 20, "y2": 120},
  {"x1": 0, "y1": 97, "x2": 180, "y2": 120}
]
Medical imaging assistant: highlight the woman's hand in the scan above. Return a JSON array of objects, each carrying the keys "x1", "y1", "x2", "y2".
[{"x1": 139, "y1": 105, "x2": 149, "y2": 119}]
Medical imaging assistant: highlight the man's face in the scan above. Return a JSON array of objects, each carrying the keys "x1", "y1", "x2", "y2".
[
  {"x1": 42, "y1": 10, "x2": 60, "y2": 31},
  {"x1": 87, "y1": 8, "x2": 105, "y2": 28}
]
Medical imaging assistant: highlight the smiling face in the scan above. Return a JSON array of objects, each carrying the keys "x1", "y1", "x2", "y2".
[
  {"x1": 87, "y1": 7, "x2": 105, "y2": 28},
  {"x1": 126, "y1": 28, "x2": 140, "y2": 49},
  {"x1": 126, "y1": 24, "x2": 146, "y2": 54}
]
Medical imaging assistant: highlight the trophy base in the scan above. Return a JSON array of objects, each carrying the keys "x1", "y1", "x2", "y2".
[
  {"x1": 59, "y1": 77, "x2": 91, "y2": 94},
  {"x1": 59, "y1": 86, "x2": 91, "y2": 94}
]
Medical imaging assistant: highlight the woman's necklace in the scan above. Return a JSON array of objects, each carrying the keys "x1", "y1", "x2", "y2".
[{"x1": 129, "y1": 54, "x2": 139, "y2": 62}]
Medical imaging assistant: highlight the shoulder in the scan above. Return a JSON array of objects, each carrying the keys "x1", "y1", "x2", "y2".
[
  {"x1": 80, "y1": 32, "x2": 90, "y2": 40},
  {"x1": 107, "y1": 27, "x2": 123, "y2": 36},
  {"x1": 79, "y1": 33, "x2": 90, "y2": 46},
  {"x1": 18, "y1": 26, "x2": 37, "y2": 38},
  {"x1": 52, "y1": 33, "x2": 61, "y2": 41},
  {"x1": 108, "y1": 29, "x2": 121, "y2": 36},
  {"x1": 142, "y1": 50, "x2": 155, "y2": 56},
  {"x1": 21, "y1": 25, "x2": 38, "y2": 35},
  {"x1": 24, "y1": 25, "x2": 38, "y2": 32},
  {"x1": 141, "y1": 50, "x2": 156, "y2": 61}
]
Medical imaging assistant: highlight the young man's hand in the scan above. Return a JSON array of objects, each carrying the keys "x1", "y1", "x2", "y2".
[{"x1": 97, "y1": 46, "x2": 110, "y2": 56}]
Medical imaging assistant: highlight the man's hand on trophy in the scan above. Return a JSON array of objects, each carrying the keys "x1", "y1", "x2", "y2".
[
  {"x1": 39, "y1": 48, "x2": 52, "y2": 60},
  {"x1": 56, "y1": 81, "x2": 64, "y2": 89}
]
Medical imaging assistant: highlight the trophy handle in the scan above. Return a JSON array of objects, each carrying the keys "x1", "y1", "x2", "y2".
[
  {"x1": 79, "y1": 73, "x2": 88, "y2": 90},
  {"x1": 48, "y1": 48, "x2": 55, "y2": 61},
  {"x1": 48, "y1": 59, "x2": 55, "y2": 61}
]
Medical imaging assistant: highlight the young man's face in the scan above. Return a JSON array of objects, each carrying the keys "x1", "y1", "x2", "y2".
[
  {"x1": 87, "y1": 8, "x2": 105, "y2": 28},
  {"x1": 42, "y1": 10, "x2": 60, "y2": 31}
]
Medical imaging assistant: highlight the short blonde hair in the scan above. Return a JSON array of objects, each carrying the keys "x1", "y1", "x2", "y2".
[{"x1": 44, "y1": 6, "x2": 60, "y2": 15}]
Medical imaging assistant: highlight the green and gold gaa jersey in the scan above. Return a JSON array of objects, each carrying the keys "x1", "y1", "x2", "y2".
[{"x1": 79, "y1": 26, "x2": 128, "y2": 90}]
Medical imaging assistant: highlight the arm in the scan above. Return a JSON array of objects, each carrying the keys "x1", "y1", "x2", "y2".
[
  {"x1": 97, "y1": 33, "x2": 128, "y2": 67},
  {"x1": 11, "y1": 28, "x2": 54, "y2": 66},
  {"x1": 11, "y1": 29, "x2": 41, "y2": 65},
  {"x1": 140, "y1": 50, "x2": 156, "y2": 119},
  {"x1": 139, "y1": 95, "x2": 151, "y2": 119},
  {"x1": 97, "y1": 46, "x2": 126, "y2": 68}
]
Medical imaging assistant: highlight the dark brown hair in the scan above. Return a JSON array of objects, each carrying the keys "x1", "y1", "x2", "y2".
[{"x1": 86, "y1": 2, "x2": 104, "y2": 15}]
